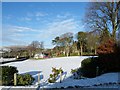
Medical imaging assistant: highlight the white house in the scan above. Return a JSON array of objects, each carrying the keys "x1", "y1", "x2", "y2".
[{"x1": 34, "y1": 53, "x2": 44, "y2": 59}]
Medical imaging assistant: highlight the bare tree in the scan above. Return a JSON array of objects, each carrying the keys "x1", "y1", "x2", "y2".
[
  {"x1": 27, "y1": 41, "x2": 44, "y2": 57},
  {"x1": 85, "y1": 2, "x2": 120, "y2": 40}
]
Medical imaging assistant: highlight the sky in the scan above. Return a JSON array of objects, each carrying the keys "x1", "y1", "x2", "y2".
[{"x1": 2, "y1": 2, "x2": 88, "y2": 48}]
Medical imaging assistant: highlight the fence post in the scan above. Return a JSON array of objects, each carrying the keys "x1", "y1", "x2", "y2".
[
  {"x1": 38, "y1": 71, "x2": 40, "y2": 85},
  {"x1": 14, "y1": 73, "x2": 17, "y2": 86},
  {"x1": 60, "y1": 70, "x2": 63, "y2": 83}
]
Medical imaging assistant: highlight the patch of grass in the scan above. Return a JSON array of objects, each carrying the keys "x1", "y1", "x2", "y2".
[
  {"x1": 70, "y1": 53, "x2": 79, "y2": 56},
  {"x1": 58, "y1": 54, "x2": 66, "y2": 57}
]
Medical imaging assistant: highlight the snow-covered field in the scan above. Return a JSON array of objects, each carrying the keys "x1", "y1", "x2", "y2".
[
  {"x1": 1, "y1": 56, "x2": 89, "y2": 84},
  {"x1": 1, "y1": 56, "x2": 120, "y2": 89}
]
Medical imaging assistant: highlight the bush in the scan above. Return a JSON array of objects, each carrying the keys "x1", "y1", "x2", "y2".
[
  {"x1": 80, "y1": 39, "x2": 120, "y2": 78},
  {"x1": 71, "y1": 68, "x2": 82, "y2": 79},
  {"x1": 71, "y1": 69, "x2": 78, "y2": 74},
  {"x1": 1, "y1": 66, "x2": 34, "y2": 86},
  {"x1": 58, "y1": 54, "x2": 66, "y2": 57},
  {"x1": 1, "y1": 66, "x2": 18, "y2": 85},
  {"x1": 80, "y1": 57, "x2": 101, "y2": 78},
  {"x1": 48, "y1": 67, "x2": 63, "y2": 83},
  {"x1": 97, "y1": 39, "x2": 120, "y2": 73},
  {"x1": 17, "y1": 74, "x2": 34, "y2": 86}
]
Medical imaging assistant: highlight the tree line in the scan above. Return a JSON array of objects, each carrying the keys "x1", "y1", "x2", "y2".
[
  {"x1": 1, "y1": 41, "x2": 44, "y2": 58},
  {"x1": 1, "y1": 2, "x2": 120, "y2": 58},
  {"x1": 52, "y1": 2, "x2": 120, "y2": 57},
  {"x1": 52, "y1": 31, "x2": 99, "y2": 57}
]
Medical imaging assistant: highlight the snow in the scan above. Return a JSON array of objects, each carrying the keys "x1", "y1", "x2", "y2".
[
  {"x1": 1, "y1": 56, "x2": 88, "y2": 83},
  {"x1": 0, "y1": 86, "x2": 4, "y2": 90},
  {"x1": 0, "y1": 58, "x2": 16, "y2": 63},
  {"x1": 1, "y1": 56, "x2": 120, "y2": 89},
  {"x1": 44, "y1": 72, "x2": 119, "y2": 88},
  {"x1": 0, "y1": 86, "x2": 38, "y2": 89}
]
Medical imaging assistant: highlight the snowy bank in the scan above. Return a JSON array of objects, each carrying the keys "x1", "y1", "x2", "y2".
[
  {"x1": 43, "y1": 72, "x2": 119, "y2": 88},
  {"x1": 0, "y1": 58, "x2": 16, "y2": 63}
]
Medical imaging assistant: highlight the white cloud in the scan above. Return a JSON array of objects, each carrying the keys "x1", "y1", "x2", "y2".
[
  {"x1": 37, "y1": 18, "x2": 80, "y2": 40},
  {"x1": 56, "y1": 12, "x2": 72, "y2": 19},
  {"x1": 3, "y1": 13, "x2": 84, "y2": 48},
  {"x1": 34, "y1": 15, "x2": 84, "y2": 48},
  {"x1": 2, "y1": 25, "x2": 42, "y2": 46},
  {"x1": 6, "y1": 25, "x2": 41, "y2": 33},
  {"x1": 19, "y1": 12, "x2": 48, "y2": 22},
  {"x1": 35, "y1": 12, "x2": 47, "y2": 17},
  {"x1": 3, "y1": 37, "x2": 27, "y2": 45},
  {"x1": 20, "y1": 17, "x2": 32, "y2": 21}
]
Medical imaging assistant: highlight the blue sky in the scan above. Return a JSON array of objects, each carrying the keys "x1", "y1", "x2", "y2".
[{"x1": 2, "y1": 2, "x2": 88, "y2": 48}]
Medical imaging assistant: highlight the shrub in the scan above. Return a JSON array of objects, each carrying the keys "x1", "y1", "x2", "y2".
[
  {"x1": 80, "y1": 39, "x2": 120, "y2": 78},
  {"x1": 17, "y1": 74, "x2": 35, "y2": 86},
  {"x1": 80, "y1": 57, "x2": 101, "y2": 78},
  {"x1": 58, "y1": 54, "x2": 66, "y2": 57},
  {"x1": 71, "y1": 68, "x2": 81, "y2": 79},
  {"x1": 1, "y1": 66, "x2": 18, "y2": 85},
  {"x1": 48, "y1": 67, "x2": 63, "y2": 83},
  {"x1": 97, "y1": 39, "x2": 120, "y2": 73},
  {"x1": 71, "y1": 69, "x2": 78, "y2": 74},
  {"x1": 1, "y1": 66, "x2": 34, "y2": 86}
]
